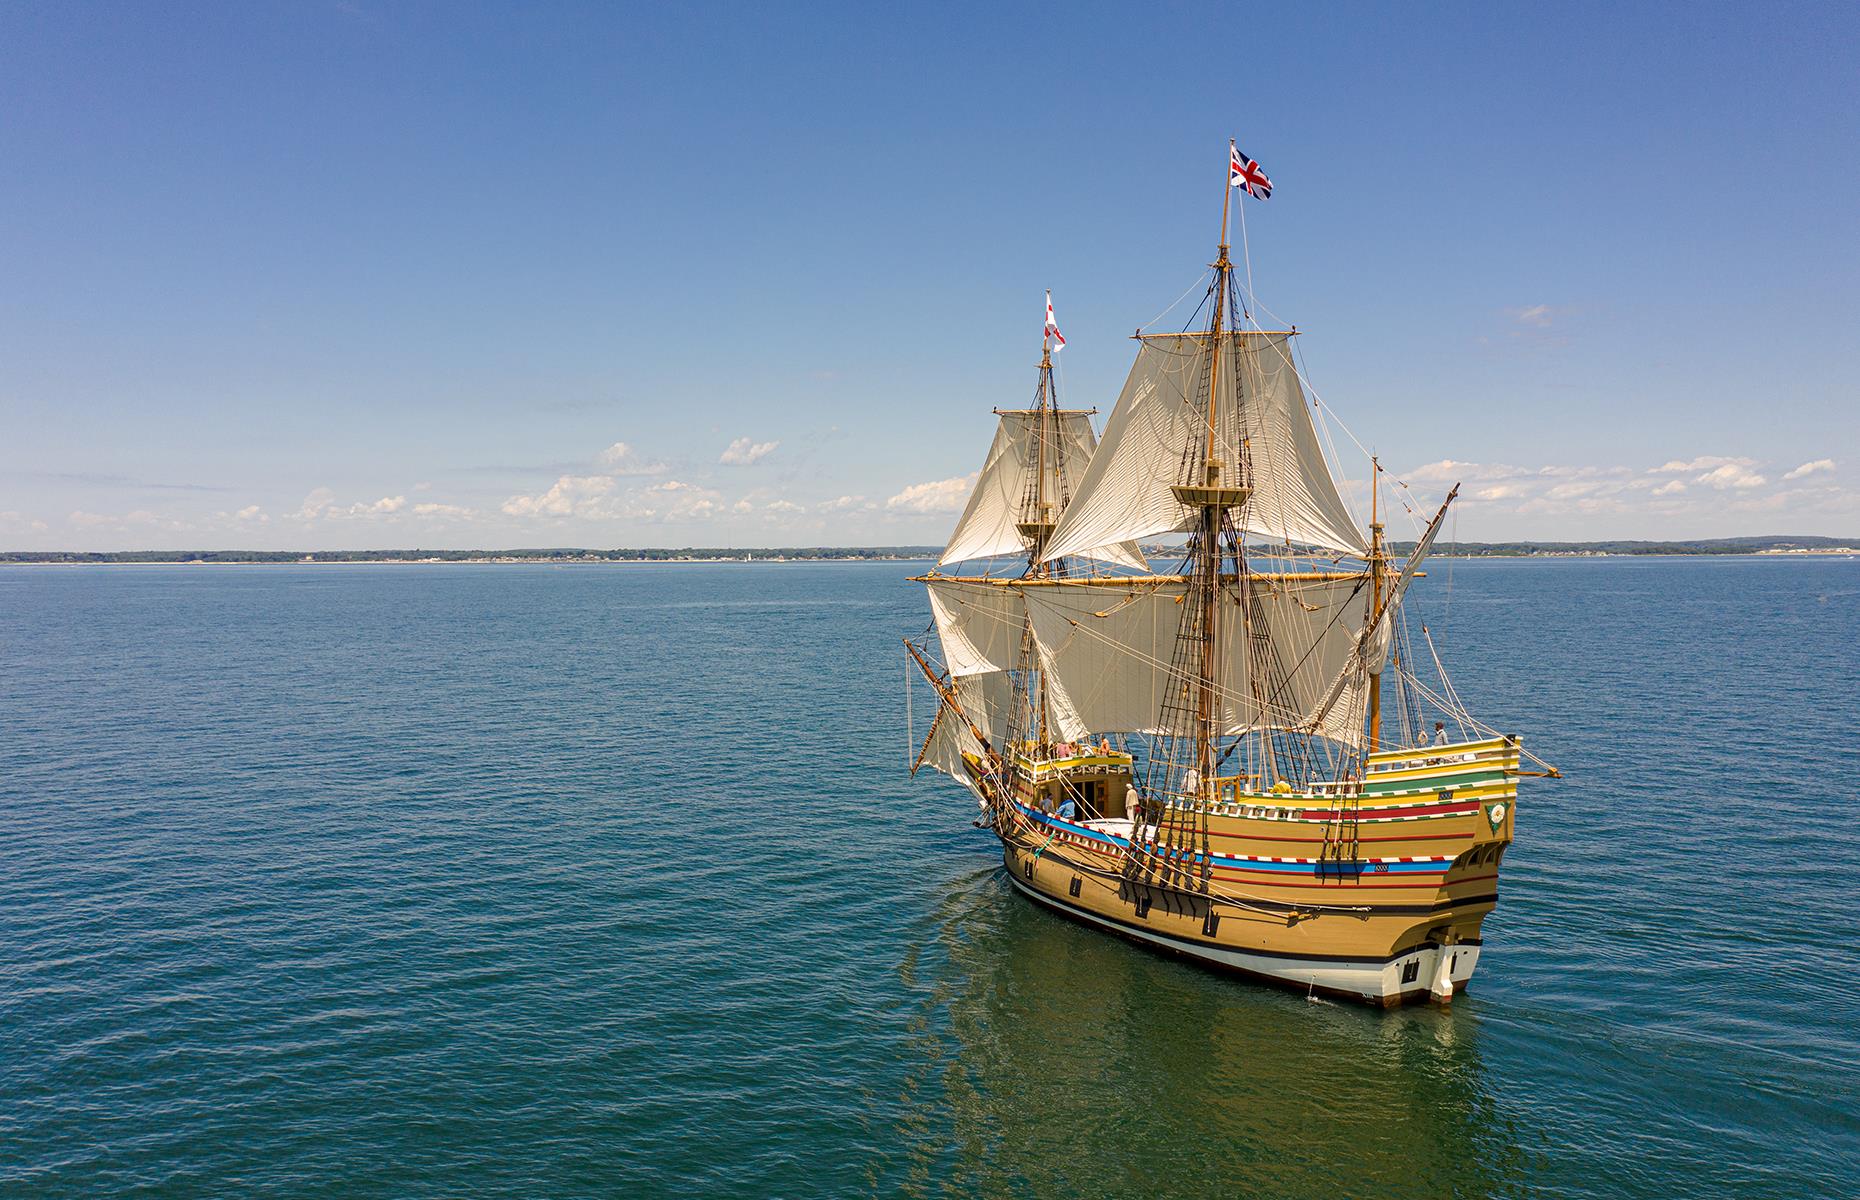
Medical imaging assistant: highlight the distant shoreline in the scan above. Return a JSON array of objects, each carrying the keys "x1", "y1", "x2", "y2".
[
  {"x1": 1, "y1": 536, "x2": 1854, "y2": 566},
  {"x1": 0, "y1": 556, "x2": 943, "y2": 567}
]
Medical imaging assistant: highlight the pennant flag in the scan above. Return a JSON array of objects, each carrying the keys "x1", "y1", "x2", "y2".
[
  {"x1": 1044, "y1": 291, "x2": 1065, "y2": 351},
  {"x1": 1230, "y1": 144, "x2": 1272, "y2": 199}
]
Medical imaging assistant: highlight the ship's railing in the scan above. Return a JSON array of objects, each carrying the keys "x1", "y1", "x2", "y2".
[
  {"x1": 1366, "y1": 735, "x2": 1514, "y2": 771},
  {"x1": 1011, "y1": 744, "x2": 1135, "y2": 776}
]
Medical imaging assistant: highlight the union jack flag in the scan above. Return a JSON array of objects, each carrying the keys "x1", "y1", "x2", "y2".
[{"x1": 1230, "y1": 144, "x2": 1272, "y2": 199}]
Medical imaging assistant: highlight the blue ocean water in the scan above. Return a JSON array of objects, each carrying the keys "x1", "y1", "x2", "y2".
[{"x1": 1, "y1": 558, "x2": 1856, "y2": 1198}]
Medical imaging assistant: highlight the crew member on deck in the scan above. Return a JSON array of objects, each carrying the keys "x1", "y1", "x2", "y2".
[
  {"x1": 1432, "y1": 721, "x2": 1450, "y2": 746},
  {"x1": 1056, "y1": 795, "x2": 1077, "y2": 820}
]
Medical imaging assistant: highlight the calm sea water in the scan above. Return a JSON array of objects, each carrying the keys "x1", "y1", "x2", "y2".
[{"x1": 1, "y1": 558, "x2": 1856, "y2": 1198}]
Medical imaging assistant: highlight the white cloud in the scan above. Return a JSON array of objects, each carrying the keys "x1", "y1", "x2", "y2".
[
  {"x1": 234, "y1": 504, "x2": 266, "y2": 521},
  {"x1": 886, "y1": 474, "x2": 977, "y2": 514},
  {"x1": 295, "y1": 487, "x2": 337, "y2": 520},
  {"x1": 1783, "y1": 459, "x2": 1835, "y2": 481},
  {"x1": 764, "y1": 499, "x2": 804, "y2": 514},
  {"x1": 0, "y1": 511, "x2": 49, "y2": 533},
  {"x1": 1406, "y1": 459, "x2": 1520, "y2": 485},
  {"x1": 1395, "y1": 453, "x2": 1814, "y2": 520},
  {"x1": 412, "y1": 502, "x2": 474, "y2": 518},
  {"x1": 502, "y1": 474, "x2": 616, "y2": 517},
  {"x1": 501, "y1": 474, "x2": 727, "y2": 523},
  {"x1": 292, "y1": 490, "x2": 412, "y2": 521},
  {"x1": 335, "y1": 495, "x2": 407, "y2": 517},
  {"x1": 636, "y1": 479, "x2": 724, "y2": 521},
  {"x1": 1696, "y1": 463, "x2": 1765, "y2": 490},
  {"x1": 1652, "y1": 455, "x2": 1755, "y2": 474},
  {"x1": 820, "y1": 495, "x2": 872, "y2": 512},
  {"x1": 598, "y1": 442, "x2": 666, "y2": 475},
  {"x1": 719, "y1": 437, "x2": 779, "y2": 466},
  {"x1": 1510, "y1": 304, "x2": 1554, "y2": 327},
  {"x1": 67, "y1": 508, "x2": 191, "y2": 532}
]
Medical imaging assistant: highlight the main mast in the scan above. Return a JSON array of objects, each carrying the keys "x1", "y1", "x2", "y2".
[
  {"x1": 1019, "y1": 308, "x2": 1068, "y2": 750},
  {"x1": 1367, "y1": 457, "x2": 1385, "y2": 751},
  {"x1": 1169, "y1": 141, "x2": 1253, "y2": 800}
]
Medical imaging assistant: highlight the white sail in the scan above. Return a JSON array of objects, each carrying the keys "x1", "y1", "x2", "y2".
[
  {"x1": 924, "y1": 578, "x2": 1026, "y2": 677},
  {"x1": 918, "y1": 669, "x2": 1015, "y2": 783},
  {"x1": 955, "y1": 669, "x2": 1016, "y2": 746},
  {"x1": 940, "y1": 411, "x2": 1146, "y2": 569},
  {"x1": 1074, "y1": 539, "x2": 1148, "y2": 571},
  {"x1": 1022, "y1": 580, "x2": 1183, "y2": 739},
  {"x1": 1021, "y1": 573, "x2": 1373, "y2": 744},
  {"x1": 918, "y1": 702, "x2": 982, "y2": 782},
  {"x1": 1041, "y1": 333, "x2": 1364, "y2": 562}
]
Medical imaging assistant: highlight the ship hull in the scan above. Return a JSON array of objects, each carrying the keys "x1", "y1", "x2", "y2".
[
  {"x1": 1004, "y1": 863, "x2": 1483, "y2": 1006},
  {"x1": 980, "y1": 736, "x2": 1519, "y2": 1007}
]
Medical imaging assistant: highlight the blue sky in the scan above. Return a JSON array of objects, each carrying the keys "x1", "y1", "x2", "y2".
[{"x1": 3, "y1": 1, "x2": 1855, "y2": 550}]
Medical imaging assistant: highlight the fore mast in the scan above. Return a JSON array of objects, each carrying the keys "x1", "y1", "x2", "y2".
[{"x1": 1014, "y1": 293, "x2": 1069, "y2": 574}]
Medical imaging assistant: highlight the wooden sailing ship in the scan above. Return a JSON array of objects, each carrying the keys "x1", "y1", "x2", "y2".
[{"x1": 905, "y1": 146, "x2": 1557, "y2": 1006}]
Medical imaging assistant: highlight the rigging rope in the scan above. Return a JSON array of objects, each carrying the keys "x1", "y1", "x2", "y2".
[{"x1": 1138, "y1": 271, "x2": 1213, "y2": 334}]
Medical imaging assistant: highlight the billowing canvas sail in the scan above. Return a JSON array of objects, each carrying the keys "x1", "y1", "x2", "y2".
[
  {"x1": 924, "y1": 578, "x2": 1025, "y2": 677},
  {"x1": 1021, "y1": 574, "x2": 1373, "y2": 745},
  {"x1": 917, "y1": 702, "x2": 982, "y2": 782},
  {"x1": 940, "y1": 411, "x2": 1146, "y2": 569},
  {"x1": 955, "y1": 670, "x2": 1016, "y2": 747},
  {"x1": 1041, "y1": 333, "x2": 1364, "y2": 562},
  {"x1": 918, "y1": 670, "x2": 1014, "y2": 784},
  {"x1": 1022, "y1": 581, "x2": 1184, "y2": 739}
]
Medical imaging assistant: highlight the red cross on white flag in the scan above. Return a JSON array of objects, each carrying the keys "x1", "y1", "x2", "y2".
[{"x1": 1044, "y1": 292, "x2": 1065, "y2": 351}]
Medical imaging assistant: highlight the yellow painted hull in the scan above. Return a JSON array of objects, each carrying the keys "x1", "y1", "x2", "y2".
[{"x1": 978, "y1": 737, "x2": 1520, "y2": 1006}]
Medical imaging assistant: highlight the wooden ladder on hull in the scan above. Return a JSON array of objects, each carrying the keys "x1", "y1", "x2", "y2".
[{"x1": 1318, "y1": 791, "x2": 1360, "y2": 882}]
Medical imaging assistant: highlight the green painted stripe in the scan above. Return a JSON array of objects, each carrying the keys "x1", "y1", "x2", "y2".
[{"x1": 1362, "y1": 769, "x2": 1509, "y2": 795}]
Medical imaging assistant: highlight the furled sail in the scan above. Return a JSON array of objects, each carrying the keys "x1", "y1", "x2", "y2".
[
  {"x1": 1021, "y1": 574, "x2": 1374, "y2": 745},
  {"x1": 1363, "y1": 486, "x2": 1459, "y2": 675},
  {"x1": 940, "y1": 410, "x2": 1146, "y2": 570},
  {"x1": 1308, "y1": 487, "x2": 1459, "y2": 738},
  {"x1": 1041, "y1": 333, "x2": 1364, "y2": 562}
]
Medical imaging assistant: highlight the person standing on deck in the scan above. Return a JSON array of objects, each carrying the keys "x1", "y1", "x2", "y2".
[{"x1": 1431, "y1": 722, "x2": 1450, "y2": 746}]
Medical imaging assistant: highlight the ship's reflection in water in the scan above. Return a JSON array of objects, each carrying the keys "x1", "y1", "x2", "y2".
[{"x1": 876, "y1": 868, "x2": 1530, "y2": 1199}]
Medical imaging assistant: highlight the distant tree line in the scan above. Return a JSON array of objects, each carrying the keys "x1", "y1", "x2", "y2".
[
  {"x1": 1383, "y1": 535, "x2": 1856, "y2": 556},
  {"x1": 2, "y1": 535, "x2": 1853, "y2": 564},
  {"x1": 0, "y1": 547, "x2": 945, "y2": 564}
]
